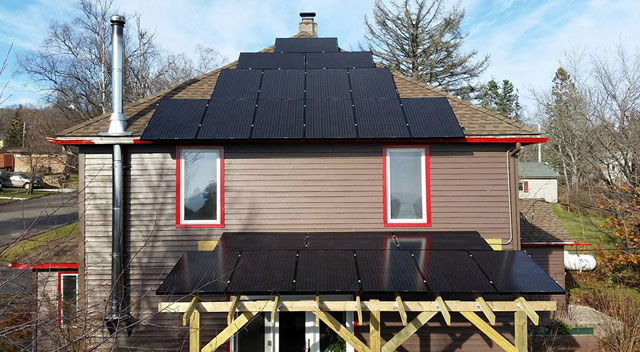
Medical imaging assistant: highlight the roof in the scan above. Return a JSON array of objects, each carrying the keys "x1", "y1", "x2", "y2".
[
  {"x1": 519, "y1": 162, "x2": 559, "y2": 179},
  {"x1": 520, "y1": 199, "x2": 573, "y2": 243},
  {"x1": 157, "y1": 231, "x2": 564, "y2": 296},
  {"x1": 56, "y1": 33, "x2": 537, "y2": 140},
  {"x1": 11, "y1": 232, "x2": 79, "y2": 269}
]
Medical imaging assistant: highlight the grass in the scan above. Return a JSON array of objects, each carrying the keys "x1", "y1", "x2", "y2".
[
  {"x1": 551, "y1": 203, "x2": 610, "y2": 246},
  {"x1": 0, "y1": 189, "x2": 57, "y2": 204},
  {"x1": 0, "y1": 222, "x2": 79, "y2": 264}
]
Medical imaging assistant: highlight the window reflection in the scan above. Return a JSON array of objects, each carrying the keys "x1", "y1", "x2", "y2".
[
  {"x1": 389, "y1": 149, "x2": 423, "y2": 220},
  {"x1": 183, "y1": 150, "x2": 219, "y2": 221}
]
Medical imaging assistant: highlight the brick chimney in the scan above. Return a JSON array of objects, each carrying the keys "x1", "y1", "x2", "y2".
[{"x1": 299, "y1": 12, "x2": 318, "y2": 37}]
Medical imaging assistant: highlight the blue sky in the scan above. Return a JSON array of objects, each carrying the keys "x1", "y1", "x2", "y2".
[{"x1": 1, "y1": 0, "x2": 639, "y2": 115}]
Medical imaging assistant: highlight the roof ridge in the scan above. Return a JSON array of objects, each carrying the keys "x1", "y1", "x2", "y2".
[{"x1": 390, "y1": 72, "x2": 538, "y2": 135}]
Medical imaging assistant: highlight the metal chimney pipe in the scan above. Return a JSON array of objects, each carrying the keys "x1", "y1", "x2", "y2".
[{"x1": 108, "y1": 15, "x2": 126, "y2": 134}]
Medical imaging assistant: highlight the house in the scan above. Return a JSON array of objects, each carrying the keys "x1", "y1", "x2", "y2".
[
  {"x1": 519, "y1": 162, "x2": 559, "y2": 203},
  {"x1": 45, "y1": 13, "x2": 568, "y2": 352}
]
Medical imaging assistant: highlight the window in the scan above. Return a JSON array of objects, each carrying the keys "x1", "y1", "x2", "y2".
[
  {"x1": 176, "y1": 147, "x2": 224, "y2": 227},
  {"x1": 519, "y1": 181, "x2": 528, "y2": 193},
  {"x1": 383, "y1": 146, "x2": 431, "y2": 227},
  {"x1": 59, "y1": 273, "x2": 78, "y2": 327}
]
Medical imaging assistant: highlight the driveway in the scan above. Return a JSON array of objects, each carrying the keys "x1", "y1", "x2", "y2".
[{"x1": 0, "y1": 190, "x2": 78, "y2": 243}]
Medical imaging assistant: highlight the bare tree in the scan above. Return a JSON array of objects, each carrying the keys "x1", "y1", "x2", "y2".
[
  {"x1": 364, "y1": 0, "x2": 489, "y2": 98},
  {"x1": 0, "y1": 44, "x2": 12, "y2": 106}
]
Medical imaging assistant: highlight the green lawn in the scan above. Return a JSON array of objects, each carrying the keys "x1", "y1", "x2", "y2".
[
  {"x1": 551, "y1": 203, "x2": 611, "y2": 246},
  {"x1": 0, "y1": 222, "x2": 79, "y2": 264},
  {"x1": 0, "y1": 189, "x2": 57, "y2": 204}
]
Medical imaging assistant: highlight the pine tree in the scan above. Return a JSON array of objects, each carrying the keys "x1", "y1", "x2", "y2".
[
  {"x1": 479, "y1": 79, "x2": 522, "y2": 121},
  {"x1": 4, "y1": 109, "x2": 24, "y2": 148},
  {"x1": 364, "y1": 0, "x2": 489, "y2": 99}
]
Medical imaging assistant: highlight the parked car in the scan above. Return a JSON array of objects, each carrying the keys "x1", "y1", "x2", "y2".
[{"x1": 1, "y1": 173, "x2": 43, "y2": 189}]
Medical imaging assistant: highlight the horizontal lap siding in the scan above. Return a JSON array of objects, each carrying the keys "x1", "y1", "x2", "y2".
[
  {"x1": 524, "y1": 246, "x2": 568, "y2": 312},
  {"x1": 81, "y1": 143, "x2": 513, "y2": 351}
]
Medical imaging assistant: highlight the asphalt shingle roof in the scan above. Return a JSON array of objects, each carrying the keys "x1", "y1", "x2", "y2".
[
  {"x1": 519, "y1": 162, "x2": 560, "y2": 179},
  {"x1": 520, "y1": 199, "x2": 573, "y2": 243}
]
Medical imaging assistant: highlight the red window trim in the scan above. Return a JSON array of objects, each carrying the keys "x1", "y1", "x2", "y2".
[
  {"x1": 176, "y1": 146, "x2": 225, "y2": 228},
  {"x1": 57, "y1": 271, "x2": 79, "y2": 327},
  {"x1": 382, "y1": 145, "x2": 432, "y2": 227}
]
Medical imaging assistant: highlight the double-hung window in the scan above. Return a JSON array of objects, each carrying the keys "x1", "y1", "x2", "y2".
[
  {"x1": 59, "y1": 272, "x2": 78, "y2": 327},
  {"x1": 383, "y1": 146, "x2": 431, "y2": 227},
  {"x1": 176, "y1": 147, "x2": 224, "y2": 227}
]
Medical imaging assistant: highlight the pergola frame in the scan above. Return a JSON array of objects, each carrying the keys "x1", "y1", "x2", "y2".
[{"x1": 160, "y1": 296, "x2": 555, "y2": 352}]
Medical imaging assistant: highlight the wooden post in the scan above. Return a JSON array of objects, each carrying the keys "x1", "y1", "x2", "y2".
[
  {"x1": 515, "y1": 311, "x2": 528, "y2": 352},
  {"x1": 189, "y1": 309, "x2": 200, "y2": 352},
  {"x1": 370, "y1": 299, "x2": 381, "y2": 352}
]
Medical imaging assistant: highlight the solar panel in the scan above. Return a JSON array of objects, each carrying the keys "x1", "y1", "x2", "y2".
[
  {"x1": 306, "y1": 69, "x2": 351, "y2": 99},
  {"x1": 211, "y1": 69, "x2": 262, "y2": 99},
  {"x1": 156, "y1": 251, "x2": 239, "y2": 294},
  {"x1": 350, "y1": 68, "x2": 398, "y2": 99},
  {"x1": 306, "y1": 52, "x2": 375, "y2": 69},
  {"x1": 220, "y1": 233, "x2": 308, "y2": 250},
  {"x1": 197, "y1": 99, "x2": 256, "y2": 139},
  {"x1": 470, "y1": 251, "x2": 565, "y2": 294},
  {"x1": 259, "y1": 70, "x2": 305, "y2": 100},
  {"x1": 394, "y1": 231, "x2": 493, "y2": 251},
  {"x1": 141, "y1": 99, "x2": 208, "y2": 140},
  {"x1": 237, "y1": 53, "x2": 305, "y2": 69},
  {"x1": 353, "y1": 99, "x2": 410, "y2": 138},
  {"x1": 296, "y1": 250, "x2": 359, "y2": 292},
  {"x1": 252, "y1": 100, "x2": 304, "y2": 138},
  {"x1": 227, "y1": 250, "x2": 297, "y2": 293},
  {"x1": 275, "y1": 38, "x2": 339, "y2": 53},
  {"x1": 401, "y1": 98, "x2": 464, "y2": 137},
  {"x1": 305, "y1": 100, "x2": 356, "y2": 139},
  {"x1": 307, "y1": 232, "x2": 396, "y2": 250},
  {"x1": 356, "y1": 250, "x2": 428, "y2": 292},
  {"x1": 413, "y1": 250, "x2": 495, "y2": 293}
]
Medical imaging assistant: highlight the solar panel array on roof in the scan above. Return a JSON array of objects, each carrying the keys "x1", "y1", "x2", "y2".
[
  {"x1": 354, "y1": 99, "x2": 410, "y2": 138},
  {"x1": 252, "y1": 100, "x2": 304, "y2": 138},
  {"x1": 306, "y1": 52, "x2": 375, "y2": 69},
  {"x1": 211, "y1": 69, "x2": 262, "y2": 99},
  {"x1": 275, "y1": 38, "x2": 339, "y2": 53},
  {"x1": 157, "y1": 232, "x2": 565, "y2": 295},
  {"x1": 141, "y1": 99, "x2": 208, "y2": 140},
  {"x1": 197, "y1": 99, "x2": 255, "y2": 139},
  {"x1": 350, "y1": 68, "x2": 398, "y2": 99},
  {"x1": 402, "y1": 97, "x2": 464, "y2": 138},
  {"x1": 305, "y1": 99, "x2": 356, "y2": 138},
  {"x1": 260, "y1": 70, "x2": 305, "y2": 100},
  {"x1": 237, "y1": 53, "x2": 306, "y2": 69},
  {"x1": 306, "y1": 69, "x2": 350, "y2": 99}
]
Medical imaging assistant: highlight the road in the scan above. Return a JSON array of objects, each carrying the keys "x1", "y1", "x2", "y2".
[{"x1": 0, "y1": 191, "x2": 78, "y2": 243}]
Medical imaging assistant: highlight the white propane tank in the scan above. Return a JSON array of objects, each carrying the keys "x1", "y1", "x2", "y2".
[{"x1": 564, "y1": 251, "x2": 596, "y2": 271}]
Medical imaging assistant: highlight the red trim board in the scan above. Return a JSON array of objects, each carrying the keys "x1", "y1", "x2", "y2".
[{"x1": 10, "y1": 262, "x2": 79, "y2": 270}]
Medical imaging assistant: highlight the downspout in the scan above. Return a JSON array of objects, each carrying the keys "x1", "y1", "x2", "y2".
[
  {"x1": 102, "y1": 15, "x2": 132, "y2": 333},
  {"x1": 501, "y1": 142, "x2": 522, "y2": 246}
]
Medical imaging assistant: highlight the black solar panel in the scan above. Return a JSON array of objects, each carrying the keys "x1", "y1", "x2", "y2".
[
  {"x1": 156, "y1": 251, "x2": 239, "y2": 295},
  {"x1": 414, "y1": 250, "x2": 495, "y2": 293},
  {"x1": 307, "y1": 232, "x2": 396, "y2": 250},
  {"x1": 350, "y1": 68, "x2": 398, "y2": 99},
  {"x1": 252, "y1": 100, "x2": 304, "y2": 138},
  {"x1": 401, "y1": 98, "x2": 464, "y2": 137},
  {"x1": 275, "y1": 38, "x2": 339, "y2": 53},
  {"x1": 141, "y1": 99, "x2": 208, "y2": 140},
  {"x1": 259, "y1": 70, "x2": 305, "y2": 100},
  {"x1": 353, "y1": 99, "x2": 410, "y2": 138},
  {"x1": 237, "y1": 53, "x2": 305, "y2": 69},
  {"x1": 296, "y1": 250, "x2": 359, "y2": 292},
  {"x1": 220, "y1": 233, "x2": 308, "y2": 250},
  {"x1": 197, "y1": 99, "x2": 255, "y2": 139},
  {"x1": 470, "y1": 251, "x2": 565, "y2": 294},
  {"x1": 356, "y1": 250, "x2": 428, "y2": 292},
  {"x1": 211, "y1": 69, "x2": 262, "y2": 99},
  {"x1": 307, "y1": 52, "x2": 375, "y2": 69},
  {"x1": 305, "y1": 100, "x2": 356, "y2": 139},
  {"x1": 227, "y1": 250, "x2": 297, "y2": 293},
  {"x1": 394, "y1": 231, "x2": 493, "y2": 251},
  {"x1": 306, "y1": 69, "x2": 351, "y2": 99}
]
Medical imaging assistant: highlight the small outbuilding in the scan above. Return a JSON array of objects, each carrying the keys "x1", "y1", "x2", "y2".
[{"x1": 519, "y1": 162, "x2": 559, "y2": 203}]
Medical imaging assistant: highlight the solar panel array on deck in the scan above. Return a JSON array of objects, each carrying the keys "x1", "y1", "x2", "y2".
[{"x1": 156, "y1": 232, "x2": 564, "y2": 295}]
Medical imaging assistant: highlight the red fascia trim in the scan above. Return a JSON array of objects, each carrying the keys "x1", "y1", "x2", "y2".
[
  {"x1": 522, "y1": 242, "x2": 592, "y2": 247},
  {"x1": 175, "y1": 146, "x2": 225, "y2": 228},
  {"x1": 462, "y1": 137, "x2": 548, "y2": 144},
  {"x1": 57, "y1": 271, "x2": 79, "y2": 327},
  {"x1": 382, "y1": 145, "x2": 432, "y2": 227},
  {"x1": 133, "y1": 139, "x2": 153, "y2": 144},
  {"x1": 47, "y1": 138, "x2": 95, "y2": 145},
  {"x1": 10, "y1": 262, "x2": 79, "y2": 270}
]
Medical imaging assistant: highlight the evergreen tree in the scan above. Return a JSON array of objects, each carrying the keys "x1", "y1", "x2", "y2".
[
  {"x1": 364, "y1": 0, "x2": 489, "y2": 99},
  {"x1": 4, "y1": 109, "x2": 23, "y2": 148},
  {"x1": 478, "y1": 79, "x2": 522, "y2": 121}
]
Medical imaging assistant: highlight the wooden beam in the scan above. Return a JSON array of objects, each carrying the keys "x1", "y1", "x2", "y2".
[
  {"x1": 271, "y1": 294, "x2": 279, "y2": 326},
  {"x1": 201, "y1": 311, "x2": 257, "y2": 352},
  {"x1": 355, "y1": 294, "x2": 363, "y2": 325},
  {"x1": 370, "y1": 299, "x2": 381, "y2": 352},
  {"x1": 395, "y1": 294, "x2": 408, "y2": 326},
  {"x1": 228, "y1": 294, "x2": 240, "y2": 325},
  {"x1": 476, "y1": 297, "x2": 496, "y2": 325},
  {"x1": 316, "y1": 294, "x2": 320, "y2": 325},
  {"x1": 435, "y1": 296, "x2": 451, "y2": 325},
  {"x1": 159, "y1": 299, "x2": 557, "y2": 314},
  {"x1": 516, "y1": 297, "x2": 539, "y2": 325},
  {"x1": 183, "y1": 296, "x2": 198, "y2": 326},
  {"x1": 189, "y1": 309, "x2": 200, "y2": 352},
  {"x1": 514, "y1": 311, "x2": 528, "y2": 352},
  {"x1": 460, "y1": 312, "x2": 516, "y2": 352},
  {"x1": 313, "y1": 310, "x2": 371, "y2": 352},
  {"x1": 381, "y1": 311, "x2": 437, "y2": 352}
]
